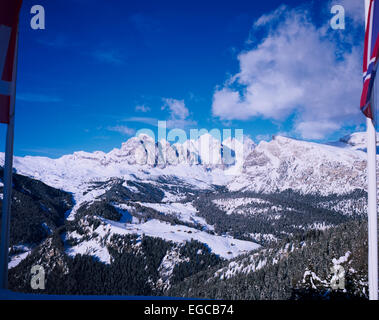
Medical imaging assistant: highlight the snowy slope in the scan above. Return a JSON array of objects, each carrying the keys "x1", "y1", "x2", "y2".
[
  {"x1": 338, "y1": 132, "x2": 379, "y2": 151},
  {"x1": 65, "y1": 218, "x2": 260, "y2": 261},
  {"x1": 3, "y1": 132, "x2": 373, "y2": 281},
  {"x1": 228, "y1": 135, "x2": 370, "y2": 195},
  {"x1": 0, "y1": 134, "x2": 247, "y2": 194},
  {"x1": 136, "y1": 202, "x2": 214, "y2": 230},
  {"x1": 0, "y1": 132, "x2": 373, "y2": 199}
]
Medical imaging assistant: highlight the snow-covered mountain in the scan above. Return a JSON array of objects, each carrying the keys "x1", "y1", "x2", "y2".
[
  {"x1": 3, "y1": 132, "x2": 372, "y2": 298},
  {"x1": 338, "y1": 131, "x2": 379, "y2": 151},
  {"x1": 0, "y1": 132, "x2": 374, "y2": 198},
  {"x1": 0, "y1": 133, "x2": 254, "y2": 193},
  {"x1": 229, "y1": 134, "x2": 370, "y2": 195}
]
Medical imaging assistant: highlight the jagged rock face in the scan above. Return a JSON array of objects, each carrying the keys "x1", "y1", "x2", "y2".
[
  {"x1": 60, "y1": 133, "x2": 255, "y2": 169},
  {"x1": 107, "y1": 134, "x2": 157, "y2": 165},
  {"x1": 229, "y1": 135, "x2": 368, "y2": 195},
  {"x1": 0, "y1": 132, "x2": 375, "y2": 196}
]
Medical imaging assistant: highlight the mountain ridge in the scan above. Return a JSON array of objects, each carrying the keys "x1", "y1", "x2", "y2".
[
  {"x1": 0, "y1": 132, "x2": 373, "y2": 197},
  {"x1": 1, "y1": 132, "x2": 371, "y2": 299}
]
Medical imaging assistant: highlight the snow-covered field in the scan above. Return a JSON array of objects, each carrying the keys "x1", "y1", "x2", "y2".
[
  {"x1": 65, "y1": 218, "x2": 260, "y2": 262},
  {"x1": 65, "y1": 238, "x2": 112, "y2": 264},
  {"x1": 106, "y1": 219, "x2": 260, "y2": 259},
  {"x1": 137, "y1": 202, "x2": 214, "y2": 230}
]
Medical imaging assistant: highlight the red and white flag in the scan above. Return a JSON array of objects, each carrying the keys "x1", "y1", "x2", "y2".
[
  {"x1": 0, "y1": 0, "x2": 22, "y2": 124},
  {"x1": 361, "y1": 0, "x2": 379, "y2": 119}
]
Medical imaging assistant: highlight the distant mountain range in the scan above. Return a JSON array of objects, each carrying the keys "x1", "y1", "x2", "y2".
[
  {"x1": 0, "y1": 132, "x2": 373, "y2": 299},
  {"x1": 0, "y1": 131, "x2": 374, "y2": 196}
]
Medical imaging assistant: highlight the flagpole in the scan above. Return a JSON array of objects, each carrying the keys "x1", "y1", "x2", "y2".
[
  {"x1": 0, "y1": 27, "x2": 19, "y2": 290},
  {"x1": 367, "y1": 92, "x2": 378, "y2": 302},
  {"x1": 365, "y1": 0, "x2": 378, "y2": 301}
]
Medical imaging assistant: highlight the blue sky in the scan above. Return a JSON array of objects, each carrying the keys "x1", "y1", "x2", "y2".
[{"x1": 0, "y1": 0, "x2": 367, "y2": 157}]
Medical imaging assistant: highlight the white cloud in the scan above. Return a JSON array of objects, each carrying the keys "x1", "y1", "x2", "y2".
[
  {"x1": 212, "y1": 5, "x2": 363, "y2": 139},
  {"x1": 135, "y1": 105, "x2": 151, "y2": 113},
  {"x1": 255, "y1": 134, "x2": 272, "y2": 142},
  {"x1": 253, "y1": 4, "x2": 287, "y2": 28},
  {"x1": 108, "y1": 125, "x2": 135, "y2": 136},
  {"x1": 295, "y1": 120, "x2": 340, "y2": 140},
  {"x1": 162, "y1": 98, "x2": 189, "y2": 120},
  {"x1": 125, "y1": 98, "x2": 196, "y2": 129},
  {"x1": 161, "y1": 98, "x2": 196, "y2": 128},
  {"x1": 124, "y1": 117, "x2": 157, "y2": 126}
]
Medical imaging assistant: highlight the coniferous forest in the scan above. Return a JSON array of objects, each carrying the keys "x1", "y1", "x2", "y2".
[{"x1": 0, "y1": 171, "x2": 374, "y2": 299}]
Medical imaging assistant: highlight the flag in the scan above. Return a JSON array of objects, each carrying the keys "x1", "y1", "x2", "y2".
[
  {"x1": 361, "y1": 0, "x2": 379, "y2": 119},
  {"x1": 0, "y1": 0, "x2": 22, "y2": 124}
]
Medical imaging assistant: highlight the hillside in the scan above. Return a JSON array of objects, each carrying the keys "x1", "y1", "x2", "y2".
[{"x1": 0, "y1": 132, "x2": 375, "y2": 299}]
